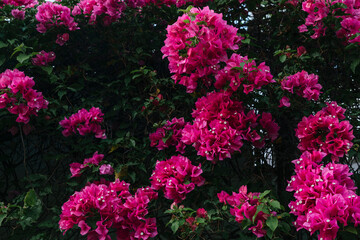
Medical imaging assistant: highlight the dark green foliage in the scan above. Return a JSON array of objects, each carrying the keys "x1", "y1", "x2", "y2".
[{"x1": 0, "y1": 0, "x2": 359, "y2": 239}]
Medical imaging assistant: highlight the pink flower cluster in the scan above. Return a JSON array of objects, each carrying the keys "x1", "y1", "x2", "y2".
[
  {"x1": 146, "y1": 0, "x2": 211, "y2": 7},
  {"x1": 99, "y1": 164, "x2": 114, "y2": 175},
  {"x1": 69, "y1": 151, "x2": 104, "y2": 177},
  {"x1": 70, "y1": 0, "x2": 212, "y2": 25},
  {"x1": 161, "y1": 6, "x2": 242, "y2": 92},
  {"x1": 214, "y1": 53, "x2": 274, "y2": 94},
  {"x1": 11, "y1": 9, "x2": 25, "y2": 20},
  {"x1": 32, "y1": 51, "x2": 56, "y2": 66},
  {"x1": 297, "y1": 46, "x2": 307, "y2": 57},
  {"x1": 295, "y1": 0, "x2": 360, "y2": 43},
  {"x1": 337, "y1": 15, "x2": 360, "y2": 44},
  {"x1": 59, "y1": 180, "x2": 158, "y2": 240},
  {"x1": 56, "y1": 33, "x2": 69, "y2": 46},
  {"x1": 59, "y1": 107, "x2": 107, "y2": 139},
  {"x1": 150, "y1": 155, "x2": 205, "y2": 203},
  {"x1": 287, "y1": 151, "x2": 360, "y2": 240},
  {"x1": 72, "y1": 0, "x2": 126, "y2": 25},
  {"x1": 218, "y1": 186, "x2": 276, "y2": 238},
  {"x1": 35, "y1": 2, "x2": 78, "y2": 33},
  {"x1": 281, "y1": 70, "x2": 322, "y2": 101},
  {"x1": 185, "y1": 208, "x2": 208, "y2": 230},
  {"x1": 3, "y1": 0, "x2": 37, "y2": 8},
  {"x1": 149, "y1": 117, "x2": 186, "y2": 153},
  {"x1": 181, "y1": 91, "x2": 279, "y2": 161},
  {"x1": 0, "y1": 69, "x2": 48, "y2": 124},
  {"x1": 295, "y1": 102, "x2": 354, "y2": 159}
]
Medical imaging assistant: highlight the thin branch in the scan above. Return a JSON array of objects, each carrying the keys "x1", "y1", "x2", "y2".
[{"x1": 19, "y1": 123, "x2": 28, "y2": 178}]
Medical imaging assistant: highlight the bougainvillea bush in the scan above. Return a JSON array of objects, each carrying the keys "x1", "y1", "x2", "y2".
[{"x1": 0, "y1": 0, "x2": 359, "y2": 239}]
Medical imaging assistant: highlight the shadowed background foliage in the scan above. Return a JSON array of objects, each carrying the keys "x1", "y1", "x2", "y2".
[{"x1": 0, "y1": 0, "x2": 359, "y2": 239}]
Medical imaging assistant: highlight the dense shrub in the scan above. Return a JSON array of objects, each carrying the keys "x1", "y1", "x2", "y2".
[{"x1": 0, "y1": 0, "x2": 359, "y2": 239}]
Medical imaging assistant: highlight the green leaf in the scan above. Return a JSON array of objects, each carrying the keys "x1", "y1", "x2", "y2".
[
  {"x1": 266, "y1": 229, "x2": 273, "y2": 239},
  {"x1": 278, "y1": 221, "x2": 291, "y2": 233},
  {"x1": 196, "y1": 21, "x2": 207, "y2": 26},
  {"x1": 171, "y1": 221, "x2": 179, "y2": 233},
  {"x1": 197, "y1": 218, "x2": 205, "y2": 224},
  {"x1": 129, "y1": 171, "x2": 136, "y2": 182},
  {"x1": 345, "y1": 226, "x2": 358, "y2": 235},
  {"x1": 11, "y1": 43, "x2": 26, "y2": 58},
  {"x1": 183, "y1": 19, "x2": 190, "y2": 23},
  {"x1": 179, "y1": 219, "x2": 185, "y2": 225},
  {"x1": 130, "y1": 139, "x2": 136, "y2": 147},
  {"x1": 136, "y1": 48, "x2": 143, "y2": 54},
  {"x1": 178, "y1": 5, "x2": 193, "y2": 13},
  {"x1": 22, "y1": 202, "x2": 42, "y2": 225},
  {"x1": 0, "y1": 41, "x2": 8, "y2": 49},
  {"x1": 278, "y1": 212, "x2": 290, "y2": 218},
  {"x1": 350, "y1": 58, "x2": 360, "y2": 73},
  {"x1": 132, "y1": 73, "x2": 142, "y2": 80},
  {"x1": 125, "y1": 76, "x2": 131, "y2": 86},
  {"x1": 7, "y1": 39, "x2": 16, "y2": 45},
  {"x1": 242, "y1": 38, "x2": 251, "y2": 44},
  {"x1": 17, "y1": 53, "x2": 30, "y2": 64},
  {"x1": 259, "y1": 190, "x2": 271, "y2": 199},
  {"x1": 41, "y1": 66, "x2": 53, "y2": 75},
  {"x1": 241, "y1": 218, "x2": 252, "y2": 230},
  {"x1": 162, "y1": 132, "x2": 173, "y2": 143},
  {"x1": 58, "y1": 90, "x2": 66, "y2": 99},
  {"x1": 0, "y1": 55, "x2": 5, "y2": 66},
  {"x1": 232, "y1": 66, "x2": 243, "y2": 71},
  {"x1": 164, "y1": 209, "x2": 173, "y2": 214},
  {"x1": 0, "y1": 213, "x2": 7, "y2": 226},
  {"x1": 274, "y1": 50, "x2": 282, "y2": 56},
  {"x1": 345, "y1": 43, "x2": 356, "y2": 51},
  {"x1": 24, "y1": 189, "x2": 37, "y2": 207},
  {"x1": 266, "y1": 216, "x2": 278, "y2": 232},
  {"x1": 279, "y1": 55, "x2": 286, "y2": 63},
  {"x1": 67, "y1": 181, "x2": 79, "y2": 186},
  {"x1": 269, "y1": 200, "x2": 281, "y2": 209},
  {"x1": 68, "y1": 83, "x2": 84, "y2": 91},
  {"x1": 30, "y1": 233, "x2": 47, "y2": 240}
]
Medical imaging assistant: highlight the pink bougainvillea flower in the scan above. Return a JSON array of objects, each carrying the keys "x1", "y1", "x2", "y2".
[
  {"x1": 287, "y1": 151, "x2": 360, "y2": 240},
  {"x1": 150, "y1": 155, "x2": 204, "y2": 203},
  {"x1": 11, "y1": 9, "x2": 25, "y2": 19},
  {"x1": 297, "y1": 46, "x2": 307, "y2": 57},
  {"x1": 149, "y1": 117, "x2": 187, "y2": 153},
  {"x1": 219, "y1": 186, "x2": 276, "y2": 238},
  {"x1": 72, "y1": 0, "x2": 126, "y2": 25},
  {"x1": 0, "y1": 69, "x2": 48, "y2": 124},
  {"x1": 214, "y1": 53, "x2": 274, "y2": 94},
  {"x1": 59, "y1": 107, "x2": 106, "y2": 139},
  {"x1": 55, "y1": 33, "x2": 69, "y2": 46},
  {"x1": 295, "y1": 102, "x2": 354, "y2": 158},
  {"x1": 36, "y1": 2, "x2": 78, "y2": 33},
  {"x1": 32, "y1": 51, "x2": 56, "y2": 66},
  {"x1": 59, "y1": 180, "x2": 158, "y2": 239},
  {"x1": 3, "y1": 0, "x2": 37, "y2": 7},
  {"x1": 161, "y1": 7, "x2": 242, "y2": 92},
  {"x1": 281, "y1": 70, "x2": 322, "y2": 101},
  {"x1": 99, "y1": 164, "x2": 114, "y2": 175},
  {"x1": 279, "y1": 96, "x2": 291, "y2": 107},
  {"x1": 68, "y1": 151, "x2": 104, "y2": 178},
  {"x1": 294, "y1": 0, "x2": 360, "y2": 44},
  {"x1": 181, "y1": 91, "x2": 279, "y2": 161},
  {"x1": 196, "y1": 208, "x2": 208, "y2": 218}
]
